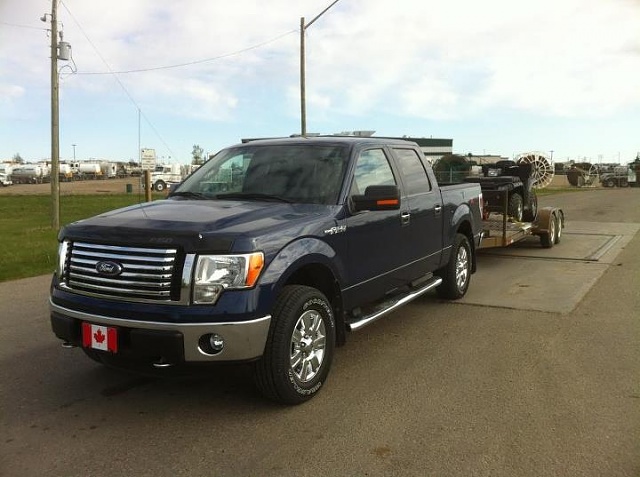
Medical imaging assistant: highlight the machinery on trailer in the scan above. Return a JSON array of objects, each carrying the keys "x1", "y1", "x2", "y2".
[{"x1": 475, "y1": 151, "x2": 564, "y2": 249}]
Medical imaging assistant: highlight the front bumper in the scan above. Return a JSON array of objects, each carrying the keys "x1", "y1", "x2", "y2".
[{"x1": 50, "y1": 299, "x2": 271, "y2": 363}]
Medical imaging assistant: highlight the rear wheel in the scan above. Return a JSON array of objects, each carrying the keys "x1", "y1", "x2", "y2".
[
  {"x1": 522, "y1": 190, "x2": 538, "y2": 222},
  {"x1": 253, "y1": 285, "x2": 335, "y2": 405},
  {"x1": 540, "y1": 214, "x2": 557, "y2": 248},
  {"x1": 436, "y1": 234, "x2": 472, "y2": 300},
  {"x1": 154, "y1": 180, "x2": 166, "y2": 192},
  {"x1": 554, "y1": 213, "x2": 562, "y2": 244}
]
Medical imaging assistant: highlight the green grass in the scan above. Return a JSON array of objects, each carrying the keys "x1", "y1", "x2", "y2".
[
  {"x1": 0, "y1": 194, "x2": 158, "y2": 282},
  {"x1": 0, "y1": 186, "x2": 591, "y2": 283}
]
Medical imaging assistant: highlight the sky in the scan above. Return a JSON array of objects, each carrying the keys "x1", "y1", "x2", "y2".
[{"x1": 1, "y1": 0, "x2": 639, "y2": 165}]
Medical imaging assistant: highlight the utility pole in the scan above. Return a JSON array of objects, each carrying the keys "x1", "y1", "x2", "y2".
[
  {"x1": 299, "y1": 0, "x2": 341, "y2": 136},
  {"x1": 50, "y1": 0, "x2": 60, "y2": 230}
]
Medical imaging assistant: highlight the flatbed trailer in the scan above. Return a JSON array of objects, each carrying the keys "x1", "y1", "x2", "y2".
[{"x1": 479, "y1": 192, "x2": 564, "y2": 249}]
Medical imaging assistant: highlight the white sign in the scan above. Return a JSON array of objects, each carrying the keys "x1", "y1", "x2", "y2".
[{"x1": 141, "y1": 148, "x2": 156, "y2": 171}]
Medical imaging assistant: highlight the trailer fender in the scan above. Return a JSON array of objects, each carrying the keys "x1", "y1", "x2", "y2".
[{"x1": 532, "y1": 207, "x2": 564, "y2": 246}]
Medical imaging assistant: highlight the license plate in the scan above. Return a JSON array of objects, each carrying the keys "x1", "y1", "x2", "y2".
[{"x1": 82, "y1": 322, "x2": 118, "y2": 353}]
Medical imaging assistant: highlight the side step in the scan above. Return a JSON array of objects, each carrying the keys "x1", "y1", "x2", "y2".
[{"x1": 346, "y1": 276, "x2": 443, "y2": 332}]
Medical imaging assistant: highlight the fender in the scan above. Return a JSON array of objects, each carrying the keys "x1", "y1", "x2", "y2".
[
  {"x1": 261, "y1": 237, "x2": 347, "y2": 296},
  {"x1": 440, "y1": 203, "x2": 477, "y2": 271}
]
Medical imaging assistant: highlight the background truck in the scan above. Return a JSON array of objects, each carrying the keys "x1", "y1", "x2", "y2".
[
  {"x1": 50, "y1": 137, "x2": 483, "y2": 404},
  {"x1": 0, "y1": 172, "x2": 12, "y2": 186},
  {"x1": 149, "y1": 163, "x2": 183, "y2": 191}
]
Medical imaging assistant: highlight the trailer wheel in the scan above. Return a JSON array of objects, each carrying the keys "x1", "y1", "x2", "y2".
[
  {"x1": 436, "y1": 233, "x2": 472, "y2": 300},
  {"x1": 620, "y1": 179, "x2": 629, "y2": 188},
  {"x1": 253, "y1": 285, "x2": 335, "y2": 405},
  {"x1": 604, "y1": 178, "x2": 615, "y2": 188},
  {"x1": 508, "y1": 193, "x2": 524, "y2": 222},
  {"x1": 540, "y1": 214, "x2": 557, "y2": 248},
  {"x1": 554, "y1": 212, "x2": 563, "y2": 244}
]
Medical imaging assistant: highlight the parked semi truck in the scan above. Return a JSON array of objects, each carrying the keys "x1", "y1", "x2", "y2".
[{"x1": 50, "y1": 137, "x2": 484, "y2": 404}]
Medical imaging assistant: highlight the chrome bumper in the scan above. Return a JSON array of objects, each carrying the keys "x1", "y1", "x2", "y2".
[{"x1": 50, "y1": 300, "x2": 271, "y2": 362}]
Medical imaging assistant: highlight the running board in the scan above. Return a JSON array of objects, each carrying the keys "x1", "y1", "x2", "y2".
[{"x1": 346, "y1": 276, "x2": 443, "y2": 332}]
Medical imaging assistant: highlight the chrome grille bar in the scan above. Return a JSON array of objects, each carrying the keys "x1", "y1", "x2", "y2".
[{"x1": 63, "y1": 241, "x2": 180, "y2": 303}]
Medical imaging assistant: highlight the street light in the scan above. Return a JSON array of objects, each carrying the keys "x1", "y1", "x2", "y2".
[{"x1": 300, "y1": 0, "x2": 341, "y2": 136}]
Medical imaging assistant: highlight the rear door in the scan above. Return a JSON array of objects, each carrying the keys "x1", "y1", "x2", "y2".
[{"x1": 391, "y1": 147, "x2": 444, "y2": 273}]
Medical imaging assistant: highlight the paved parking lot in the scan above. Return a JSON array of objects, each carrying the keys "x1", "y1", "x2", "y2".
[{"x1": 1, "y1": 188, "x2": 638, "y2": 477}]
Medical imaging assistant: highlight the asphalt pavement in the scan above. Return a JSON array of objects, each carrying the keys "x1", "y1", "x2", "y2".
[{"x1": 1, "y1": 188, "x2": 638, "y2": 476}]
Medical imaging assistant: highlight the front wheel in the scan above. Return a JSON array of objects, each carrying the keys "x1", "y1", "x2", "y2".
[
  {"x1": 253, "y1": 285, "x2": 336, "y2": 405},
  {"x1": 508, "y1": 193, "x2": 524, "y2": 222},
  {"x1": 436, "y1": 234, "x2": 472, "y2": 300}
]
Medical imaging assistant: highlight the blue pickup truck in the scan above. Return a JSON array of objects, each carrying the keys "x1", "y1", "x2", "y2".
[{"x1": 50, "y1": 137, "x2": 483, "y2": 404}]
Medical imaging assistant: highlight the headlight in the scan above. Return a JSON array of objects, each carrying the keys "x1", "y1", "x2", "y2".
[
  {"x1": 57, "y1": 240, "x2": 70, "y2": 280},
  {"x1": 193, "y1": 252, "x2": 264, "y2": 304}
]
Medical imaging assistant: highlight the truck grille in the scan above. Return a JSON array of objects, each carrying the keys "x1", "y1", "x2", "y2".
[{"x1": 62, "y1": 241, "x2": 180, "y2": 302}]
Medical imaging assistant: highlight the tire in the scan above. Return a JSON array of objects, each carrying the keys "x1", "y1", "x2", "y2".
[
  {"x1": 604, "y1": 178, "x2": 615, "y2": 188},
  {"x1": 154, "y1": 180, "x2": 166, "y2": 192},
  {"x1": 620, "y1": 179, "x2": 629, "y2": 188},
  {"x1": 540, "y1": 214, "x2": 557, "y2": 248},
  {"x1": 253, "y1": 285, "x2": 336, "y2": 405},
  {"x1": 554, "y1": 213, "x2": 562, "y2": 244},
  {"x1": 436, "y1": 234, "x2": 472, "y2": 300},
  {"x1": 508, "y1": 193, "x2": 524, "y2": 222},
  {"x1": 522, "y1": 190, "x2": 538, "y2": 222}
]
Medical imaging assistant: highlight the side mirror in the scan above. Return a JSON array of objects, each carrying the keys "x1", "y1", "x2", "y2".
[{"x1": 352, "y1": 185, "x2": 400, "y2": 212}]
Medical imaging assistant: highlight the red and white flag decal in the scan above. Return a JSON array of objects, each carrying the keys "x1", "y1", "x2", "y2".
[{"x1": 82, "y1": 323, "x2": 118, "y2": 353}]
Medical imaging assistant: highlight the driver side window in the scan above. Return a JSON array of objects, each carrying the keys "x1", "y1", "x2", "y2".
[{"x1": 350, "y1": 149, "x2": 397, "y2": 196}]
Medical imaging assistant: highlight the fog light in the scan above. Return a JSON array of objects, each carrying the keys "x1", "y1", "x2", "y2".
[{"x1": 198, "y1": 333, "x2": 225, "y2": 355}]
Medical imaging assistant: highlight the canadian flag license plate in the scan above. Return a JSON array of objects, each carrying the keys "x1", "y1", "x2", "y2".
[{"x1": 82, "y1": 322, "x2": 118, "y2": 353}]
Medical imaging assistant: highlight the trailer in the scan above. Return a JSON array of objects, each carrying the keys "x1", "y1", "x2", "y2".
[{"x1": 479, "y1": 192, "x2": 564, "y2": 249}]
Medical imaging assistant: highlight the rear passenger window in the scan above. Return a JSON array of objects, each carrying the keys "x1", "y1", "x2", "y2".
[
  {"x1": 393, "y1": 148, "x2": 432, "y2": 194},
  {"x1": 351, "y1": 149, "x2": 397, "y2": 195}
]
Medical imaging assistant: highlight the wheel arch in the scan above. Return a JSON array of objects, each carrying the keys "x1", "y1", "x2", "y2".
[
  {"x1": 261, "y1": 239, "x2": 347, "y2": 346},
  {"x1": 453, "y1": 219, "x2": 477, "y2": 273}
]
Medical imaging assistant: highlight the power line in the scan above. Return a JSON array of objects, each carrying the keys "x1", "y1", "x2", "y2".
[
  {"x1": 0, "y1": 21, "x2": 48, "y2": 31},
  {"x1": 76, "y1": 29, "x2": 297, "y2": 75},
  {"x1": 59, "y1": 0, "x2": 176, "y2": 159}
]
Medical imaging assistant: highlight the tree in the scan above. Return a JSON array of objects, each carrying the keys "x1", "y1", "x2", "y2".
[
  {"x1": 191, "y1": 144, "x2": 204, "y2": 165},
  {"x1": 12, "y1": 153, "x2": 24, "y2": 164}
]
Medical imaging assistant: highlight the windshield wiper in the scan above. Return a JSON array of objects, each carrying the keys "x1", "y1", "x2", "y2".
[
  {"x1": 169, "y1": 191, "x2": 209, "y2": 200},
  {"x1": 216, "y1": 192, "x2": 292, "y2": 203}
]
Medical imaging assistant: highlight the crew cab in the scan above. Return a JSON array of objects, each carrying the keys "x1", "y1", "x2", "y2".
[{"x1": 50, "y1": 137, "x2": 483, "y2": 404}]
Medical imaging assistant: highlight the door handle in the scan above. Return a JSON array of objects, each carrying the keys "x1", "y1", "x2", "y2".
[
  {"x1": 401, "y1": 212, "x2": 411, "y2": 225},
  {"x1": 434, "y1": 205, "x2": 442, "y2": 216}
]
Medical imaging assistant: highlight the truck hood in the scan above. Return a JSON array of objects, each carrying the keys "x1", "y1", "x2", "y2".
[{"x1": 60, "y1": 198, "x2": 340, "y2": 252}]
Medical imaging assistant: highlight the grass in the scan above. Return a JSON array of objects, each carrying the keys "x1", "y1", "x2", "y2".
[
  {"x1": 0, "y1": 186, "x2": 590, "y2": 283},
  {"x1": 0, "y1": 194, "x2": 158, "y2": 282}
]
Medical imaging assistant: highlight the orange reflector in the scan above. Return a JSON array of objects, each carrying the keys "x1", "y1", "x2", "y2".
[
  {"x1": 376, "y1": 199, "x2": 398, "y2": 206},
  {"x1": 246, "y1": 252, "x2": 264, "y2": 287}
]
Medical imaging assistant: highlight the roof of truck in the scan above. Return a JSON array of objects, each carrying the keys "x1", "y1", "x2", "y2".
[{"x1": 239, "y1": 135, "x2": 419, "y2": 147}]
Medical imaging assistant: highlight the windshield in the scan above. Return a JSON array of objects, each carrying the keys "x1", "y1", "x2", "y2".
[{"x1": 172, "y1": 143, "x2": 348, "y2": 205}]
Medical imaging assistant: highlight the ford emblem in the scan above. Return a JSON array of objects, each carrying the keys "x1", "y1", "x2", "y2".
[{"x1": 96, "y1": 260, "x2": 123, "y2": 277}]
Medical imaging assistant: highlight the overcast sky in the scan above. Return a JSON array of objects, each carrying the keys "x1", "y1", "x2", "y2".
[{"x1": 1, "y1": 0, "x2": 639, "y2": 164}]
